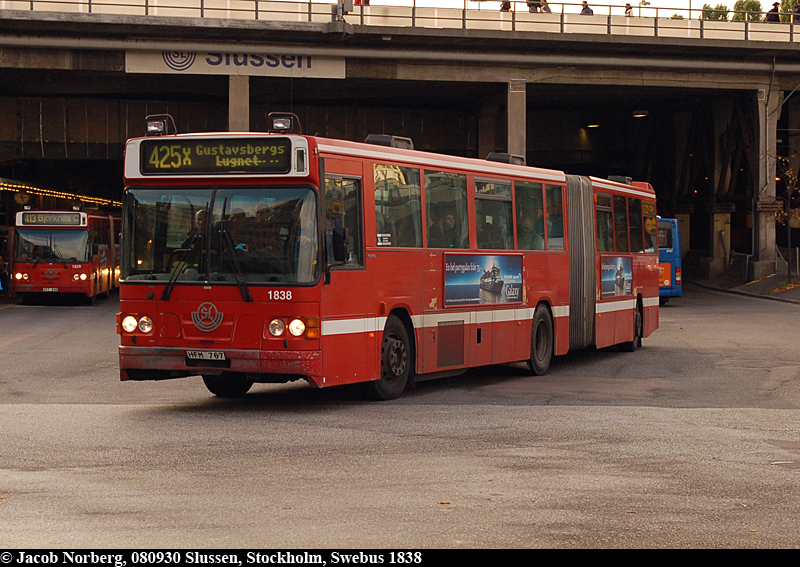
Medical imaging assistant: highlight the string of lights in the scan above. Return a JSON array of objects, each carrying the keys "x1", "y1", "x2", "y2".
[{"x1": 0, "y1": 178, "x2": 122, "y2": 209}]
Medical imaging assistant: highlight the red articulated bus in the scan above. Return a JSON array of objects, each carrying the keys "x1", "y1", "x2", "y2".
[
  {"x1": 10, "y1": 208, "x2": 120, "y2": 304},
  {"x1": 117, "y1": 113, "x2": 659, "y2": 400}
]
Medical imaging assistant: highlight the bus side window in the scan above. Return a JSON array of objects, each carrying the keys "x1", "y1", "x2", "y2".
[
  {"x1": 325, "y1": 177, "x2": 363, "y2": 267},
  {"x1": 425, "y1": 171, "x2": 469, "y2": 249},
  {"x1": 475, "y1": 179, "x2": 512, "y2": 250},
  {"x1": 545, "y1": 185, "x2": 564, "y2": 251},
  {"x1": 374, "y1": 164, "x2": 422, "y2": 248},
  {"x1": 628, "y1": 198, "x2": 644, "y2": 253},
  {"x1": 613, "y1": 195, "x2": 629, "y2": 253},
  {"x1": 596, "y1": 193, "x2": 613, "y2": 252},
  {"x1": 515, "y1": 181, "x2": 545, "y2": 251}
]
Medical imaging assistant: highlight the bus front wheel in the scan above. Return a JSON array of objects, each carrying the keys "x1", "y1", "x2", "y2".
[
  {"x1": 529, "y1": 305, "x2": 553, "y2": 376},
  {"x1": 359, "y1": 315, "x2": 412, "y2": 401},
  {"x1": 202, "y1": 374, "x2": 253, "y2": 397}
]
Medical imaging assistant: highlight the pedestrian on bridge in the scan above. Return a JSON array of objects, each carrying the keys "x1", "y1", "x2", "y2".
[
  {"x1": 793, "y1": 3, "x2": 800, "y2": 22},
  {"x1": 527, "y1": 0, "x2": 542, "y2": 12},
  {"x1": 581, "y1": 1, "x2": 594, "y2": 15},
  {"x1": 766, "y1": 2, "x2": 781, "y2": 21}
]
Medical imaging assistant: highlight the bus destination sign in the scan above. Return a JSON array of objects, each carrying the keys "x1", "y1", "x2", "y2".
[
  {"x1": 140, "y1": 138, "x2": 292, "y2": 175},
  {"x1": 20, "y1": 212, "x2": 84, "y2": 226}
]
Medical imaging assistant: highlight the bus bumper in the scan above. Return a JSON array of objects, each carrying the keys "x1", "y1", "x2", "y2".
[
  {"x1": 659, "y1": 285, "x2": 682, "y2": 298},
  {"x1": 118, "y1": 346, "x2": 323, "y2": 386},
  {"x1": 12, "y1": 283, "x2": 92, "y2": 295}
]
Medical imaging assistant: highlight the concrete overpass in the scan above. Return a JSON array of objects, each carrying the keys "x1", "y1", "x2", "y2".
[{"x1": 2, "y1": 1, "x2": 800, "y2": 279}]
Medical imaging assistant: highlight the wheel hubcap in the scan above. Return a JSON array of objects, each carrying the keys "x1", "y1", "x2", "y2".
[{"x1": 383, "y1": 335, "x2": 406, "y2": 382}]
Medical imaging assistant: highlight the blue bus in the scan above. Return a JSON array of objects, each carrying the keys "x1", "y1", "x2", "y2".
[{"x1": 658, "y1": 217, "x2": 682, "y2": 304}]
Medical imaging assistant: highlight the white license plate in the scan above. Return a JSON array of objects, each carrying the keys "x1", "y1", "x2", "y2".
[
  {"x1": 186, "y1": 350, "x2": 226, "y2": 361},
  {"x1": 43, "y1": 288, "x2": 58, "y2": 292}
]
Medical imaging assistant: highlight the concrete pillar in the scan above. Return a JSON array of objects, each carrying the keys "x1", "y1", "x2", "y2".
[
  {"x1": 675, "y1": 213, "x2": 691, "y2": 258},
  {"x1": 705, "y1": 209, "x2": 732, "y2": 277},
  {"x1": 786, "y1": 96, "x2": 800, "y2": 270},
  {"x1": 507, "y1": 79, "x2": 526, "y2": 160},
  {"x1": 228, "y1": 75, "x2": 250, "y2": 132},
  {"x1": 478, "y1": 101, "x2": 500, "y2": 161},
  {"x1": 751, "y1": 88, "x2": 781, "y2": 279}
]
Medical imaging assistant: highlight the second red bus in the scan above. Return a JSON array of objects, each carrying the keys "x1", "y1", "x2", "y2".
[{"x1": 10, "y1": 208, "x2": 120, "y2": 304}]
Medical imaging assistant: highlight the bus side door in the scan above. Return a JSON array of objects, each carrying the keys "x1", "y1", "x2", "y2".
[{"x1": 320, "y1": 161, "x2": 378, "y2": 387}]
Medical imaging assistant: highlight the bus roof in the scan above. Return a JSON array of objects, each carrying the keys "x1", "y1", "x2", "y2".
[
  {"x1": 314, "y1": 136, "x2": 567, "y2": 184},
  {"x1": 125, "y1": 131, "x2": 568, "y2": 185},
  {"x1": 589, "y1": 177, "x2": 656, "y2": 200}
]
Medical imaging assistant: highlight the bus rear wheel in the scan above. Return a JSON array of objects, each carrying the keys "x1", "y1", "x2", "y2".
[
  {"x1": 529, "y1": 304, "x2": 553, "y2": 376},
  {"x1": 619, "y1": 302, "x2": 643, "y2": 352},
  {"x1": 359, "y1": 315, "x2": 412, "y2": 401},
  {"x1": 202, "y1": 374, "x2": 253, "y2": 397}
]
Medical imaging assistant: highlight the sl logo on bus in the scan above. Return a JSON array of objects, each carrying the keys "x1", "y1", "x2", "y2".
[
  {"x1": 191, "y1": 302, "x2": 224, "y2": 332},
  {"x1": 44, "y1": 269, "x2": 57, "y2": 280}
]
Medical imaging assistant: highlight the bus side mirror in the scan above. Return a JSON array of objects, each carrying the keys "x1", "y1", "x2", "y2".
[{"x1": 332, "y1": 226, "x2": 350, "y2": 263}]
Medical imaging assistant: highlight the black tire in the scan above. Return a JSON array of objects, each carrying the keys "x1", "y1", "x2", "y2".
[
  {"x1": 359, "y1": 315, "x2": 413, "y2": 401},
  {"x1": 619, "y1": 302, "x2": 643, "y2": 352},
  {"x1": 202, "y1": 375, "x2": 253, "y2": 398},
  {"x1": 529, "y1": 304, "x2": 554, "y2": 376}
]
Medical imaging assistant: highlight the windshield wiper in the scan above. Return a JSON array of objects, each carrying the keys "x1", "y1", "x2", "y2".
[
  {"x1": 161, "y1": 236, "x2": 200, "y2": 301},
  {"x1": 220, "y1": 228, "x2": 253, "y2": 303},
  {"x1": 51, "y1": 245, "x2": 69, "y2": 269}
]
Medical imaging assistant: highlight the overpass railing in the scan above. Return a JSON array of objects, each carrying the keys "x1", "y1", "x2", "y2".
[{"x1": 2, "y1": 1, "x2": 800, "y2": 43}]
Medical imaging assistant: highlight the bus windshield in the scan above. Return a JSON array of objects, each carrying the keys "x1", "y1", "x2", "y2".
[
  {"x1": 13, "y1": 229, "x2": 90, "y2": 263},
  {"x1": 122, "y1": 187, "x2": 319, "y2": 284}
]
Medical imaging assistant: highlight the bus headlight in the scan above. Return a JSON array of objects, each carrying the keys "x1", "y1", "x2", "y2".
[
  {"x1": 121, "y1": 316, "x2": 138, "y2": 333},
  {"x1": 138, "y1": 316, "x2": 154, "y2": 333},
  {"x1": 288, "y1": 318, "x2": 306, "y2": 337},
  {"x1": 269, "y1": 319, "x2": 285, "y2": 336},
  {"x1": 80, "y1": 273, "x2": 87, "y2": 281},
  {"x1": 15, "y1": 272, "x2": 27, "y2": 280}
]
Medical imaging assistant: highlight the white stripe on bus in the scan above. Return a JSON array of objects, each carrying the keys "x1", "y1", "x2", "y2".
[
  {"x1": 322, "y1": 296, "x2": 656, "y2": 337},
  {"x1": 321, "y1": 305, "x2": 571, "y2": 337},
  {"x1": 596, "y1": 299, "x2": 636, "y2": 314},
  {"x1": 642, "y1": 296, "x2": 659, "y2": 308}
]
